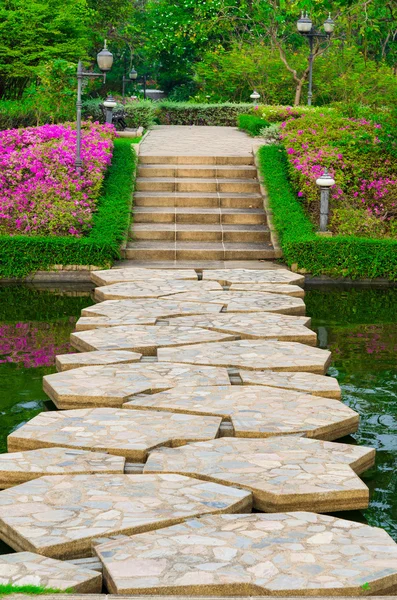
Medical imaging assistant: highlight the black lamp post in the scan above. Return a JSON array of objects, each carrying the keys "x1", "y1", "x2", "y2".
[
  {"x1": 297, "y1": 12, "x2": 335, "y2": 106},
  {"x1": 75, "y1": 40, "x2": 114, "y2": 173},
  {"x1": 122, "y1": 67, "x2": 138, "y2": 105}
]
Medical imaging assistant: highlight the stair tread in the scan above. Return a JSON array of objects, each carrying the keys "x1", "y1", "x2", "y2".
[
  {"x1": 135, "y1": 192, "x2": 262, "y2": 198},
  {"x1": 140, "y1": 164, "x2": 257, "y2": 170},
  {"x1": 133, "y1": 224, "x2": 269, "y2": 232},
  {"x1": 126, "y1": 241, "x2": 274, "y2": 250},
  {"x1": 137, "y1": 177, "x2": 258, "y2": 183},
  {"x1": 134, "y1": 207, "x2": 265, "y2": 214}
]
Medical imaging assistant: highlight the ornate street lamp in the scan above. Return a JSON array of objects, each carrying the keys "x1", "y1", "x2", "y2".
[
  {"x1": 122, "y1": 68, "x2": 138, "y2": 105},
  {"x1": 297, "y1": 12, "x2": 335, "y2": 106},
  {"x1": 316, "y1": 168, "x2": 335, "y2": 232},
  {"x1": 75, "y1": 40, "x2": 114, "y2": 173},
  {"x1": 250, "y1": 90, "x2": 261, "y2": 105}
]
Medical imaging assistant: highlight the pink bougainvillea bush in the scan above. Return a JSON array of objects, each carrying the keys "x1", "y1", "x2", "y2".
[
  {"x1": 0, "y1": 121, "x2": 115, "y2": 237},
  {"x1": 278, "y1": 112, "x2": 397, "y2": 238}
]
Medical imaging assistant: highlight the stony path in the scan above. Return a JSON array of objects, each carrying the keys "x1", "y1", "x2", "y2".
[{"x1": 1, "y1": 266, "x2": 397, "y2": 595}]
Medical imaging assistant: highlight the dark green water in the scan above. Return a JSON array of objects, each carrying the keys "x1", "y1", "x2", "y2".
[{"x1": 0, "y1": 284, "x2": 396, "y2": 541}]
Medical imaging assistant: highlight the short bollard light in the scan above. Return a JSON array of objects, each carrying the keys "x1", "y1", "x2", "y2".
[
  {"x1": 250, "y1": 90, "x2": 260, "y2": 105},
  {"x1": 316, "y1": 169, "x2": 335, "y2": 232},
  {"x1": 103, "y1": 95, "x2": 117, "y2": 124}
]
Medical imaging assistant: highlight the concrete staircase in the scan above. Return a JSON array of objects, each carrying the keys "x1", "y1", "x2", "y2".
[{"x1": 124, "y1": 155, "x2": 276, "y2": 261}]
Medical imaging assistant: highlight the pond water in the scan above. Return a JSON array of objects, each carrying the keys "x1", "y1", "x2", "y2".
[{"x1": 0, "y1": 283, "x2": 396, "y2": 542}]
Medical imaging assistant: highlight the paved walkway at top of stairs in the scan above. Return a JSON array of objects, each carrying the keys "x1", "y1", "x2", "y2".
[{"x1": 139, "y1": 126, "x2": 254, "y2": 157}]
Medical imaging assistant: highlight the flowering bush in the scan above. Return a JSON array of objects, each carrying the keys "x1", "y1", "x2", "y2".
[
  {"x1": 279, "y1": 113, "x2": 397, "y2": 237},
  {"x1": 0, "y1": 121, "x2": 115, "y2": 237}
]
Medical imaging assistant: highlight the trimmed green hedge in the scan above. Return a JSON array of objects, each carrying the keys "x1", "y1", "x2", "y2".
[
  {"x1": 156, "y1": 102, "x2": 254, "y2": 126},
  {"x1": 258, "y1": 145, "x2": 397, "y2": 280},
  {"x1": 0, "y1": 584, "x2": 69, "y2": 596},
  {"x1": 238, "y1": 114, "x2": 270, "y2": 136},
  {"x1": 0, "y1": 137, "x2": 137, "y2": 279}
]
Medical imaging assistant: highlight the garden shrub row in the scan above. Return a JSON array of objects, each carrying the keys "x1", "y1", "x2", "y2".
[
  {"x1": 0, "y1": 138, "x2": 137, "y2": 279},
  {"x1": 258, "y1": 145, "x2": 397, "y2": 280},
  {"x1": 238, "y1": 114, "x2": 270, "y2": 136},
  {"x1": 156, "y1": 102, "x2": 254, "y2": 125}
]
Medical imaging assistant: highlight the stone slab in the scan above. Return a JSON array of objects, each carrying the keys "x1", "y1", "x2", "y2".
[
  {"x1": 158, "y1": 340, "x2": 331, "y2": 374},
  {"x1": 56, "y1": 350, "x2": 142, "y2": 372},
  {"x1": 95, "y1": 512, "x2": 397, "y2": 596},
  {"x1": 228, "y1": 283, "x2": 304, "y2": 298},
  {"x1": 202, "y1": 268, "x2": 304, "y2": 285},
  {"x1": 0, "y1": 448, "x2": 125, "y2": 488},
  {"x1": 91, "y1": 268, "x2": 198, "y2": 286},
  {"x1": 43, "y1": 363, "x2": 231, "y2": 409},
  {"x1": 158, "y1": 291, "x2": 306, "y2": 316},
  {"x1": 70, "y1": 326, "x2": 236, "y2": 355},
  {"x1": 0, "y1": 474, "x2": 251, "y2": 559},
  {"x1": 240, "y1": 370, "x2": 342, "y2": 400},
  {"x1": 144, "y1": 437, "x2": 374, "y2": 513},
  {"x1": 8, "y1": 408, "x2": 221, "y2": 462},
  {"x1": 124, "y1": 385, "x2": 359, "y2": 441},
  {"x1": 164, "y1": 313, "x2": 316, "y2": 345},
  {"x1": 94, "y1": 280, "x2": 222, "y2": 302},
  {"x1": 0, "y1": 551, "x2": 101, "y2": 592}
]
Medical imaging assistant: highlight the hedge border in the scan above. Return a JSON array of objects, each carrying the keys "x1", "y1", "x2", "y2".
[
  {"x1": 0, "y1": 137, "x2": 137, "y2": 279},
  {"x1": 258, "y1": 145, "x2": 397, "y2": 280}
]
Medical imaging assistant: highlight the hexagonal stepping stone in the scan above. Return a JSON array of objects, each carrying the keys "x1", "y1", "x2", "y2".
[
  {"x1": 158, "y1": 340, "x2": 331, "y2": 374},
  {"x1": 91, "y1": 268, "x2": 197, "y2": 286},
  {"x1": 0, "y1": 474, "x2": 251, "y2": 558},
  {"x1": 240, "y1": 370, "x2": 341, "y2": 399},
  {"x1": 229, "y1": 283, "x2": 304, "y2": 297},
  {"x1": 70, "y1": 325, "x2": 236, "y2": 356},
  {"x1": 0, "y1": 448, "x2": 125, "y2": 488},
  {"x1": 159, "y1": 291, "x2": 305, "y2": 315},
  {"x1": 144, "y1": 437, "x2": 375, "y2": 512},
  {"x1": 8, "y1": 408, "x2": 221, "y2": 461},
  {"x1": 77, "y1": 299, "x2": 223, "y2": 331},
  {"x1": 0, "y1": 551, "x2": 101, "y2": 592},
  {"x1": 164, "y1": 313, "x2": 316, "y2": 345},
  {"x1": 95, "y1": 512, "x2": 397, "y2": 596},
  {"x1": 94, "y1": 280, "x2": 222, "y2": 302},
  {"x1": 56, "y1": 350, "x2": 142, "y2": 372},
  {"x1": 43, "y1": 363, "x2": 231, "y2": 409},
  {"x1": 203, "y1": 268, "x2": 304, "y2": 285},
  {"x1": 124, "y1": 385, "x2": 359, "y2": 440}
]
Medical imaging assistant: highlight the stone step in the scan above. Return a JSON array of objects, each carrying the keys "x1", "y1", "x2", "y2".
[
  {"x1": 136, "y1": 177, "x2": 260, "y2": 194},
  {"x1": 131, "y1": 224, "x2": 270, "y2": 243},
  {"x1": 139, "y1": 155, "x2": 255, "y2": 165},
  {"x1": 134, "y1": 192, "x2": 263, "y2": 209},
  {"x1": 122, "y1": 241, "x2": 276, "y2": 261},
  {"x1": 138, "y1": 164, "x2": 258, "y2": 179},
  {"x1": 133, "y1": 207, "x2": 267, "y2": 225}
]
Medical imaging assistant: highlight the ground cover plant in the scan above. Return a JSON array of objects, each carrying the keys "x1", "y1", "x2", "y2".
[
  {"x1": 0, "y1": 584, "x2": 69, "y2": 595},
  {"x1": 238, "y1": 114, "x2": 270, "y2": 136},
  {"x1": 0, "y1": 122, "x2": 115, "y2": 237}
]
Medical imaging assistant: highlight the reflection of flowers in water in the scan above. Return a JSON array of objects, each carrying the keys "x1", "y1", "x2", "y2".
[{"x1": 0, "y1": 322, "x2": 71, "y2": 368}]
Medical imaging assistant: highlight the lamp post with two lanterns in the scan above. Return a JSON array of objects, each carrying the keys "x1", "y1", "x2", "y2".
[
  {"x1": 296, "y1": 12, "x2": 335, "y2": 106},
  {"x1": 75, "y1": 40, "x2": 114, "y2": 173}
]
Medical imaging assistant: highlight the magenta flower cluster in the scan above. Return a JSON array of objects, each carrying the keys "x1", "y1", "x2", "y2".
[
  {"x1": 0, "y1": 322, "x2": 71, "y2": 368},
  {"x1": 0, "y1": 122, "x2": 115, "y2": 237}
]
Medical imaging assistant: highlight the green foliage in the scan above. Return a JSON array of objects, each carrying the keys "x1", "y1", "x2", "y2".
[
  {"x1": 0, "y1": 138, "x2": 137, "y2": 279},
  {"x1": 124, "y1": 101, "x2": 156, "y2": 128},
  {"x1": 156, "y1": 102, "x2": 254, "y2": 126},
  {"x1": 0, "y1": 584, "x2": 69, "y2": 595},
  {"x1": 238, "y1": 114, "x2": 270, "y2": 136},
  {"x1": 258, "y1": 145, "x2": 397, "y2": 280}
]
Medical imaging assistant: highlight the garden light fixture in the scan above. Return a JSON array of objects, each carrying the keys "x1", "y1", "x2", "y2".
[
  {"x1": 250, "y1": 90, "x2": 260, "y2": 105},
  {"x1": 103, "y1": 95, "x2": 117, "y2": 124},
  {"x1": 297, "y1": 12, "x2": 335, "y2": 106},
  {"x1": 122, "y1": 67, "x2": 138, "y2": 105},
  {"x1": 75, "y1": 40, "x2": 114, "y2": 173},
  {"x1": 316, "y1": 168, "x2": 335, "y2": 232}
]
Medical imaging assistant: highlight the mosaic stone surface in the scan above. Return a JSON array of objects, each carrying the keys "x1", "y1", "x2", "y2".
[
  {"x1": 203, "y1": 268, "x2": 305, "y2": 285},
  {"x1": 95, "y1": 512, "x2": 397, "y2": 596},
  {"x1": 76, "y1": 315, "x2": 158, "y2": 330},
  {"x1": 240, "y1": 370, "x2": 342, "y2": 399},
  {"x1": 144, "y1": 437, "x2": 374, "y2": 512},
  {"x1": 124, "y1": 385, "x2": 359, "y2": 440},
  {"x1": 43, "y1": 362, "x2": 231, "y2": 409},
  {"x1": 94, "y1": 280, "x2": 222, "y2": 302},
  {"x1": 0, "y1": 448, "x2": 125, "y2": 488},
  {"x1": 56, "y1": 350, "x2": 142, "y2": 372},
  {"x1": 91, "y1": 268, "x2": 198, "y2": 286},
  {"x1": 159, "y1": 291, "x2": 306, "y2": 316},
  {"x1": 228, "y1": 283, "x2": 304, "y2": 298},
  {"x1": 0, "y1": 551, "x2": 101, "y2": 592},
  {"x1": 0, "y1": 474, "x2": 251, "y2": 559},
  {"x1": 8, "y1": 408, "x2": 221, "y2": 461},
  {"x1": 71, "y1": 325, "x2": 236, "y2": 355},
  {"x1": 165, "y1": 313, "x2": 316, "y2": 345},
  {"x1": 158, "y1": 340, "x2": 331, "y2": 374}
]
